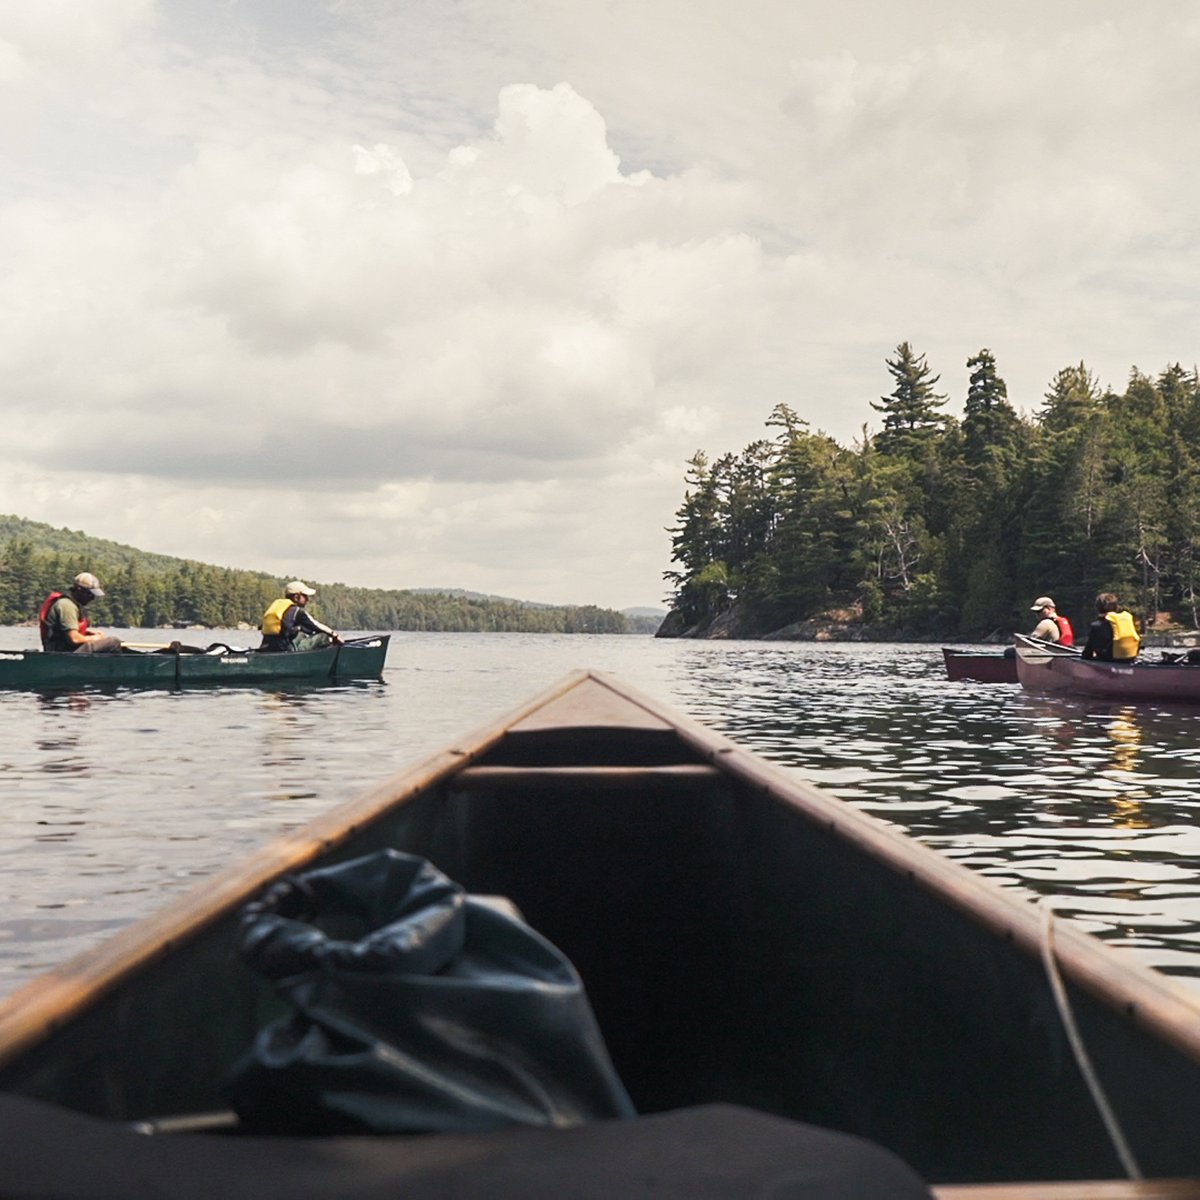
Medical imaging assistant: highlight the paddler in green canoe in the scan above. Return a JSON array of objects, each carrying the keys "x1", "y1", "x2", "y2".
[
  {"x1": 259, "y1": 581, "x2": 343, "y2": 653},
  {"x1": 38, "y1": 572, "x2": 123, "y2": 655}
]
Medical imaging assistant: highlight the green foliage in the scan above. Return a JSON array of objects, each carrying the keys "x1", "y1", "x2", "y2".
[
  {"x1": 665, "y1": 348, "x2": 1200, "y2": 637},
  {"x1": 871, "y1": 342, "x2": 948, "y2": 457},
  {"x1": 0, "y1": 517, "x2": 636, "y2": 634},
  {"x1": 962, "y1": 348, "x2": 1019, "y2": 466},
  {"x1": 671, "y1": 561, "x2": 731, "y2": 627}
]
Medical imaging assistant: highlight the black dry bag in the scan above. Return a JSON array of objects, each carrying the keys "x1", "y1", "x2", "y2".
[{"x1": 226, "y1": 849, "x2": 635, "y2": 1135}]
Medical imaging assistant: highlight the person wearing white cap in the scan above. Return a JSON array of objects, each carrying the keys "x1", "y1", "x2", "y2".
[
  {"x1": 1029, "y1": 596, "x2": 1074, "y2": 646},
  {"x1": 258, "y1": 581, "x2": 343, "y2": 653},
  {"x1": 38, "y1": 572, "x2": 123, "y2": 654}
]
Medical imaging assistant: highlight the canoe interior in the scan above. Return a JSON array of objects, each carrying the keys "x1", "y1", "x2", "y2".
[
  {"x1": 2, "y1": 673, "x2": 1200, "y2": 1188},
  {"x1": 943, "y1": 647, "x2": 1018, "y2": 683}
]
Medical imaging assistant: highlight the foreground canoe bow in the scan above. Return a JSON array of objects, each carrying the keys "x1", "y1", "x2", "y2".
[
  {"x1": 0, "y1": 635, "x2": 389, "y2": 689},
  {"x1": 1014, "y1": 633, "x2": 1200, "y2": 703},
  {"x1": 1, "y1": 671, "x2": 1199, "y2": 1198}
]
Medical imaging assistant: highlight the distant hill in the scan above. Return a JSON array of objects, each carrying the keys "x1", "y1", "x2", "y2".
[
  {"x1": 0, "y1": 514, "x2": 189, "y2": 574},
  {"x1": 0, "y1": 515, "x2": 648, "y2": 634},
  {"x1": 621, "y1": 607, "x2": 666, "y2": 634},
  {"x1": 414, "y1": 587, "x2": 666, "y2": 633},
  {"x1": 412, "y1": 587, "x2": 556, "y2": 609}
]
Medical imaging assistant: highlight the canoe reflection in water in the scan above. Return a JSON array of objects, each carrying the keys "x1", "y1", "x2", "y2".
[
  {"x1": 1104, "y1": 708, "x2": 1143, "y2": 776},
  {"x1": 1, "y1": 672, "x2": 1199, "y2": 1198}
]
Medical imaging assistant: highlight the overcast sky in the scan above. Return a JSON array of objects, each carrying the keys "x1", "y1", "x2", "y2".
[{"x1": 3, "y1": 1, "x2": 1198, "y2": 610}]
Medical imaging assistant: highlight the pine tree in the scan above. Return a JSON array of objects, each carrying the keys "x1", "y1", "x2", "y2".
[
  {"x1": 871, "y1": 342, "x2": 948, "y2": 457},
  {"x1": 744, "y1": 405, "x2": 852, "y2": 625},
  {"x1": 962, "y1": 348, "x2": 1019, "y2": 466},
  {"x1": 664, "y1": 452, "x2": 730, "y2": 624},
  {"x1": 1016, "y1": 364, "x2": 1113, "y2": 625},
  {"x1": 942, "y1": 349, "x2": 1029, "y2": 631}
]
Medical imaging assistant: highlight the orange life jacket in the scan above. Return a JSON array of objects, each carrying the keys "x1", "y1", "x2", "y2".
[
  {"x1": 1053, "y1": 615, "x2": 1074, "y2": 647},
  {"x1": 38, "y1": 592, "x2": 88, "y2": 649}
]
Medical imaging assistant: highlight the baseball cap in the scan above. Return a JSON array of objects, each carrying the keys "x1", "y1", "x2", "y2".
[
  {"x1": 73, "y1": 572, "x2": 104, "y2": 596},
  {"x1": 1030, "y1": 596, "x2": 1055, "y2": 610},
  {"x1": 285, "y1": 580, "x2": 317, "y2": 596}
]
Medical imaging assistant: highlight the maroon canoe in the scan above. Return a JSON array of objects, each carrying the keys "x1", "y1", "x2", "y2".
[
  {"x1": 1014, "y1": 633, "x2": 1200, "y2": 702},
  {"x1": 942, "y1": 647, "x2": 1018, "y2": 684}
]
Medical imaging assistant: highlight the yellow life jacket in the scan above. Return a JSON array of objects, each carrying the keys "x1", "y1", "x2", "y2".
[
  {"x1": 261, "y1": 598, "x2": 295, "y2": 637},
  {"x1": 1105, "y1": 610, "x2": 1140, "y2": 660}
]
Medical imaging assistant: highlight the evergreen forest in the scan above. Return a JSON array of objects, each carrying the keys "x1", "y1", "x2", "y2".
[
  {"x1": 662, "y1": 346, "x2": 1200, "y2": 639},
  {"x1": 0, "y1": 516, "x2": 647, "y2": 634}
]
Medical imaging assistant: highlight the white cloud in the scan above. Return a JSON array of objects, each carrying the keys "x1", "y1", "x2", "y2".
[
  {"x1": 352, "y1": 142, "x2": 413, "y2": 194},
  {"x1": 0, "y1": 0, "x2": 154, "y2": 71},
  {"x1": 3, "y1": 1, "x2": 1200, "y2": 608}
]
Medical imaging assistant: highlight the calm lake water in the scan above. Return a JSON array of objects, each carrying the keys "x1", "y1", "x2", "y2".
[{"x1": 3, "y1": 626, "x2": 1200, "y2": 998}]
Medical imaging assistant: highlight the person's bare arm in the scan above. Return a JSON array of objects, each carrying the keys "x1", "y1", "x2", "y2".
[{"x1": 66, "y1": 627, "x2": 106, "y2": 646}]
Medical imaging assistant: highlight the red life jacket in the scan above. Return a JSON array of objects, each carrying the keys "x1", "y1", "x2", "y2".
[
  {"x1": 38, "y1": 591, "x2": 88, "y2": 649},
  {"x1": 1053, "y1": 614, "x2": 1074, "y2": 647}
]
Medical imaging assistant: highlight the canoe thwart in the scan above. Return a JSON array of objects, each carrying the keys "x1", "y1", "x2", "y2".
[{"x1": 451, "y1": 764, "x2": 724, "y2": 789}]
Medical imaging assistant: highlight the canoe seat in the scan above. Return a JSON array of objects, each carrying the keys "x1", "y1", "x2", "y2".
[{"x1": 1, "y1": 1096, "x2": 935, "y2": 1199}]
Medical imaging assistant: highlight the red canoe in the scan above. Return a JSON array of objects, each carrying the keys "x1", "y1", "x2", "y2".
[
  {"x1": 942, "y1": 647, "x2": 1018, "y2": 684},
  {"x1": 1014, "y1": 634, "x2": 1200, "y2": 702}
]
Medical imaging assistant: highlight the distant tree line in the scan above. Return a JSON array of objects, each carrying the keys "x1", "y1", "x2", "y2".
[
  {"x1": 664, "y1": 346, "x2": 1200, "y2": 638},
  {"x1": 0, "y1": 516, "x2": 641, "y2": 634}
]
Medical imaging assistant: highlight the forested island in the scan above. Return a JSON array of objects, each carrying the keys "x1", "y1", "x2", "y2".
[
  {"x1": 660, "y1": 346, "x2": 1200, "y2": 641},
  {"x1": 0, "y1": 516, "x2": 656, "y2": 634}
]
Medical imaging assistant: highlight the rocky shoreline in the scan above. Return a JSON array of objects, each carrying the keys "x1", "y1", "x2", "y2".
[
  {"x1": 654, "y1": 602, "x2": 948, "y2": 643},
  {"x1": 655, "y1": 602, "x2": 1200, "y2": 646}
]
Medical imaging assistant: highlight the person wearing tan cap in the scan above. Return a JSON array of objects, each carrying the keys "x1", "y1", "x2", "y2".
[
  {"x1": 37, "y1": 572, "x2": 123, "y2": 654},
  {"x1": 258, "y1": 581, "x2": 343, "y2": 653},
  {"x1": 1029, "y1": 596, "x2": 1074, "y2": 646}
]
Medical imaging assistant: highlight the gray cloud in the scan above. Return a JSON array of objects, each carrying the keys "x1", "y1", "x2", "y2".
[{"x1": 3, "y1": 1, "x2": 1200, "y2": 607}]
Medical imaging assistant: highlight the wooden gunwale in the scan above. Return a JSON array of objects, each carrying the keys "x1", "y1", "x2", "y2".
[
  {"x1": 566, "y1": 678, "x2": 1200, "y2": 1196},
  {"x1": 575, "y1": 675, "x2": 1200, "y2": 1069},
  {"x1": 933, "y1": 1181, "x2": 1200, "y2": 1198},
  {"x1": 0, "y1": 669, "x2": 596, "y2": 1071}
]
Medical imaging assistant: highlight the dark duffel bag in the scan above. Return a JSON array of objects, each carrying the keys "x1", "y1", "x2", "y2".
[{"x1": 226, "y1": 849, "x2": 635, "y2": 1135}]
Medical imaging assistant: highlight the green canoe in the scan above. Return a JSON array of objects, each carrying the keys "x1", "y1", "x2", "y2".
[{"x1": 0, "y1": 635, "x2": 389, "y2": 689}]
